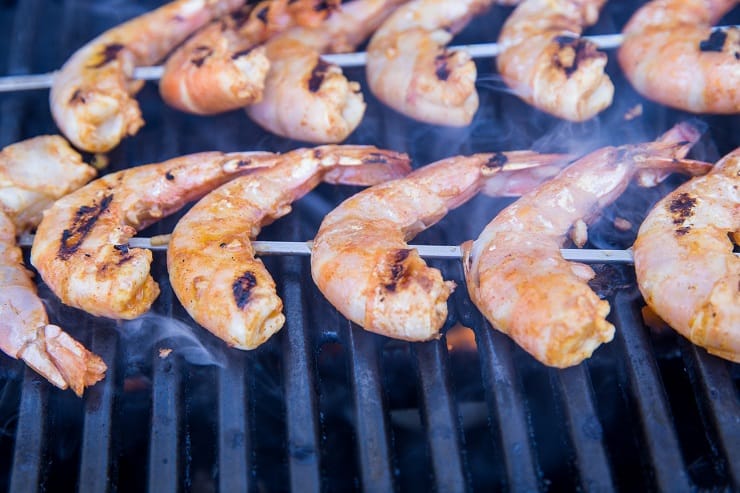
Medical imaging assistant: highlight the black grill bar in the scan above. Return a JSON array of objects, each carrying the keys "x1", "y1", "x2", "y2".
[
  {"x1": 476, "y1": 325, "x2": 539, "y2": 492},
  {"x1": 148, "y1": 349, "x2": 181, "y2": 493},
  {"x1": 680, "y1": 340, "x2": 740, "y2": 489},
  {"x1": 343, "y1": 323, "x2": 395, "y2": 492},
  {"x1": 612, "y1": 292, "x2": 690, "y2": 491},
  {"x1": 413, "y1": 340, "x2": 467, "y2": 492},
  {"x1": 9, "y1": 368, "x2": 46, "y2": 493},
  {"x1": 280, "y1": 256, "x2": 321, "y2": 492},
  {"x1": 218, "y1": 351, "x2": 250, "y2": 493},
  {"x1": 78, "y1": 326, "x2": 118, "y2": 493},
  {"x1": 556, "y1": 365, "x2": 615, "y2": 492}
]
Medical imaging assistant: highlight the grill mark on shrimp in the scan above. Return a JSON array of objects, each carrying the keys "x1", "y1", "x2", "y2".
[
  {"x1": 58, "y1": 194, "x2": 114, "y2": 260},
  {"x1": 308, "y1": 59, "x2": 331, "y2": 93},
  {"x1": 69, "y1": 90, "x2": 86, "y2": 105},
  {"x1": 485, "y1": 152, "x2": 508, "y2": 170},
  {"x1": 669, "y1": 192, "x2": 697, "y2": 236},
  {"x1": 699, "y1": 30, "x2": 727, "y2": 52},
  {"x1": 434, "y1": 52, "x2": 452, "y2": 81},
  {"x1": 384, "y1": 249, "x2": 411, "y2": 292},
  {"x1": 232, "y1": 46, "x2": 256, "y2": 60},
  {"x1": 553, "y1": 37, "x2": 602, "y2": 78},
  {"x1": 88, "y1": 43, "x2": 124, "y2": 69},
  {"x1": 191, "y1": 45, "x2": 213, "y2": 67},
  {"x1": 233, "y1": 271, "x2": 258, "y2": 309}
]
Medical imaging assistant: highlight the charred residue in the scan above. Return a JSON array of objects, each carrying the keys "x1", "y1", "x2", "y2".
[
  {"x1": 384, "y1": 249, "x2": 411, "y2": 292},
  {"x1": 191, "y1": 45, "x2": 213, "y2": 67},
  {"x1": 699, "y1": 30, "x2": 727, "y2": 52},
  {"x1": 553, "y1": 37, "x2": 602, "y2": 78},
  {"x1": 233, "y1": 271, "x2": 258, "y2": 309},
  {"x1": 435, "y1": 52, "x2": 452, "y2": 81},
  {"x1": 69, "y1": 89, "x2": 86, "y2": 104},
  {"x1": 89, "y1": 43, "x2": 124, "y2": 69},
  {"x1": 668, "y1": 192, "x2": 697, "y2": 235},
  {"x1": 485, "y1": 152, "x2": 508, "y2": 170},
  {"x1": 58, "y1": 194, "x2": 114, "y2": 260},
  {"x1": 232, "y1": 46, "x2": 255, "y2": 60},
  {"x1": 308, "y1": 59, "x2": 332, "y2": 93}
]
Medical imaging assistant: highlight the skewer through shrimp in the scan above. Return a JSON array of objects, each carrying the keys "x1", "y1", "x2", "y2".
[
  {"x1": 160, "y1": 0, "x2": 338, "y2": 115},
  {"x1": 634, "y1": 148, "x2": 739, "y2": 362},
  {"x1": 618, "y1": 0, "x2": 740, "y2": 114},
  {"x1": 365, "y1": 0, "x2": 493, "y2": 126},
  {"x1": 463, "y1": 122, "x2": 713, "y2": 368},
  {"x1": 0, "y1": 136, "x2": 104, "y2": 396},
  {"x1": 30, "y1": 150, "x2": 285, "y2": 320},
  {"x1": 496, "y1": 0, "x2": 614, "y2": 121},
  {"x1": 168, "y1": 145, "x2": 410, "y2": 349},
  {"x1": 246, "y1": 0, "x2": 406, "y2": 143},
  {"x1": 311, "y1": 151, "x2": 571, "y2": 341},
  {"x1": 51, "y1": 0, "x2": 245, "y2": 152}
]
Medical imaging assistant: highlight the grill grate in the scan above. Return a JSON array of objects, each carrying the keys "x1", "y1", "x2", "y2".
[{"x1": 1, "y1": 0, "x2": 739, "y2": 492}]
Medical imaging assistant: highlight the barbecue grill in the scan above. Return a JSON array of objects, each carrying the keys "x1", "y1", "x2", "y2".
[{"x1": 0, "y1": 0, "x2": 738, "y2": 491}]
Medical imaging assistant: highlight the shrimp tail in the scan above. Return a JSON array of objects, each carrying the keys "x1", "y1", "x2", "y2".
[
  {"x1": 18, "y1": 325, "x2": 107, "y2": 397},
  {"x1": 318, "y1": 146, "x2": 412, "y2": 185}
]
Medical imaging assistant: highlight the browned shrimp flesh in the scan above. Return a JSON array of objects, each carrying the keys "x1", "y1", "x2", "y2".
[
  {"x1": 51, "y1": 0, "x2": 245, "y2": 152},
  {"x1": 618, "y1": 0, "x2": 740, "y2": 114}
]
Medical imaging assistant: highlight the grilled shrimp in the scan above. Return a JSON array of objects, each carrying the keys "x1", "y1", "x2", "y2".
[
  {"x1": 311, "y1": 151, "x2": 570, "y2": 341},
  {"x1": 160, "y1": 0, "x2": 337, "y2": 115},
  {"x1": 496, "y1": 0, "x2": 614, "y2": 121},
  {"x1": 0, "y1": 136, "x2": 104, "y2": 396},
  {"x1": 618, "y1": 0, "x2": 740, "y2": 114},
  {"x1": 246, "y1": 0, "x2": 405, "y2": 143},
  {"x1": 634, "y1": 148, "x2": 739, "y2": 362},
  {"x1": 51, "y1": 0, "x2": 245, "y2": 152},
  {"x1": 31, "y1": 150, "x2": 284, "y2": 320},
  {"x1": 168, "y1": 146, "x2": 410, "y2": 349},
  {"x1": 463, "y1": 123, "x2": 713, "y2": 368},
  {"x1": 365, "y1": 0, "x2": 492, "y2": 126}
]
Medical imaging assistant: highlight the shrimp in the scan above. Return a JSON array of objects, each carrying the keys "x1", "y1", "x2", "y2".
[
  {"x1": 0, "y1": 136, "x2": 104, "y2": 396},
  {"x1": 496, "y1": 0, "x2": 614, "y2": 121},
  {"x1": 160, "y1": 0, "x2": 338, "y2": 115},
  {"x1": 30, "y1": 150, "x2": 286, "y2": 320},
  {"x1": 246, "y1": 0, "x2": 406, "y2": 143},
  {"x1": 634, "y1": 148, "x2": 739, "y2": 362},
  {"x1": 168, "y1": 145, "x2": 410, "y2": 349},
  {"x1": 462, "y1": 122, "x2": 713, "y2": 368},
  {"x1": 50, "y1": 0, "x2": 245, "y2": 152},
  {"x1": 311, "y1": 151, "x2": 571, "y2": 341},
  {"x1": 618, "y1": 0, "x2": 740, "y2": 114},
  {"x1": 365, "y1": 0, "x2": 492, "y2": 126}
]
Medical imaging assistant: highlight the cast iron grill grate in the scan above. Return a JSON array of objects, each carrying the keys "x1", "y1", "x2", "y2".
[{"x1": 0, "y1": 0, "x2": 738, "y2": 491}]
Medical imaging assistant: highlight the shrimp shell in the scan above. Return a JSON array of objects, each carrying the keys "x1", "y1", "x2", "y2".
[
  {"x1": 634, "y1": 148, "x2": 740, "y2": 362},
  {"x1": 51, "y1": 0, "x2": 245, "y2": 152},
  {"x1": 168, "y1": 145, "x2": 410, "y2": 349},
  {"x1": 618, "y1": 0, "x2": 740, "y2": 114},
  {"x1": 463, "y1": 123, "x2": 712, "y2": 368},
  {"x1": 311, "y1": 151, "x2": 570, "y2": 341}
]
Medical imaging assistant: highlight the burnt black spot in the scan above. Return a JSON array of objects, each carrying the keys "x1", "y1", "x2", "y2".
[
  {"x1": 699, "y1": 30, "x2": 727, "y2": 52},
  {"x1": 114, "y1": 243, "x2": 129, "y2": 254},
  {"x1": 314, "y1": 0, "x2": 329, "y2": 11},
  {"x1": 191, "y1": 46, "x2": 213, "y2": 67},
  {"x1": 362, "y1": 152, "x2": 389, "y2": 164},
  {"x1": 233, "y1": 271, "x2": 258, "y2": 309},
  {"x1": 236, "y1": 159, "x2": 252, "y2": 168},
  {"x1": 231, "y1": 5, "x2": 252, "y2": 28},
  {"x1": 89, "y1": 43, "x2": 124, "y2": 69},
  {"x1": 232, "y1": 47, "x2": 255, "y2": 60},
  {"x1": 553, "y1": 38, "x2": 601, "y2": 78},
  {"x1": 384, "y1": 249, "x2": 411, "y2": 292},
  {"x1": 114, "y1": 243, "x2": 133, "y2": 265},
  {"x1": 668, "y1": 192, "x2": 697, "y2": 235},
  {"x1": 313, "y1": 148, "x2": 323, "y2": 159},
  {"x1": 485, "y1": 152, "x2": 508, "y2": 169},
  {"x1": 308, "y1": 58, "x2": 331, "y2": 93},
  {"x1": 165, "y1": 171, "x2": 175, "y2": 181},
  {"x1": 434, "y1": 53, "x2": 451, "y2": 81},
  {"x1": 69, "y1": 89, "x2": 86, "y2": 104},
  {"x1": 219, "y1": 242, "x2": 227, "y2": 248},
  {"x1": 256, "y1": 5, "x2": 269, "y2": 23},
  {"x1": 58, "y1": 194, "x2": 114, "y2": 260}
]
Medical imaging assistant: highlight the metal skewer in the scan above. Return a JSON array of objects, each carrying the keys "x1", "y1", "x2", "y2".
[{"x1": 17, "y1": 234, "x2": 636, "y2": 263}]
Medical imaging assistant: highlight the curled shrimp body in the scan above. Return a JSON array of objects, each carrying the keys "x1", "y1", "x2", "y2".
[
  {"x1": 618, "y1": 0, "x2": 740, "y2": 114},
  {"x1": 51, "y1": 0, "x2": 245, "y2": 152},
  {"x1": 311, "y1": 151, "x2": 570, "y2": 341},
  {"x1": 463, "y1": 123, "x2": 712, "y2": 368},
  {"x1": 634, "y1": 148, "x2": 740, "y2": 362},
  {"x1": 496, "y1": 0, "x2": 614, "y2": 121},
  {"x1": 30, "y1": 150, "x2": 282, "y2": 320},
  {"x1": 160, "y1": 0, "x2": 336, "y2": 115},
  {"x1": 0, "y1": 136, "x2": 104, "y2": 396},
  {"x1": 168, "y1": 146, "x2": 410, "y2": 349},
  {"x1": 246, "y1": 0, "x2": 404, "y2": 143},
  {"x1": 365, "y1": 0, "x2": 492, "y2": 126}
]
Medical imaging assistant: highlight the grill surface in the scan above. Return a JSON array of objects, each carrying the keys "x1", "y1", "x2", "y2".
[{"x1": 0, "y1": 1, "x2": 739, "y2": 491}]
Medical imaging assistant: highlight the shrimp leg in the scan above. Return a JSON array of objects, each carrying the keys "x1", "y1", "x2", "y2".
[
  {"x1": 51, "y1": 0, "x2": 245, "y2": 152},
  {"x1": 168, "y1": 145, "x2": 410, "y2": 349},
  {"x1": 463, "y1": 122, "x2": 713, "y2": 368}
]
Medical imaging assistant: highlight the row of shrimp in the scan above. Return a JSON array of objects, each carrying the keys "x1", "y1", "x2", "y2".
[{"x1": 49, "y1": 0, "x2": 739, "y2": 153}]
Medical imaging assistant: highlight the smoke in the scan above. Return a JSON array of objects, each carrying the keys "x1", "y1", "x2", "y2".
[{"x1": 118, "y1": 313, "x2": 227, "y2": 368}]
